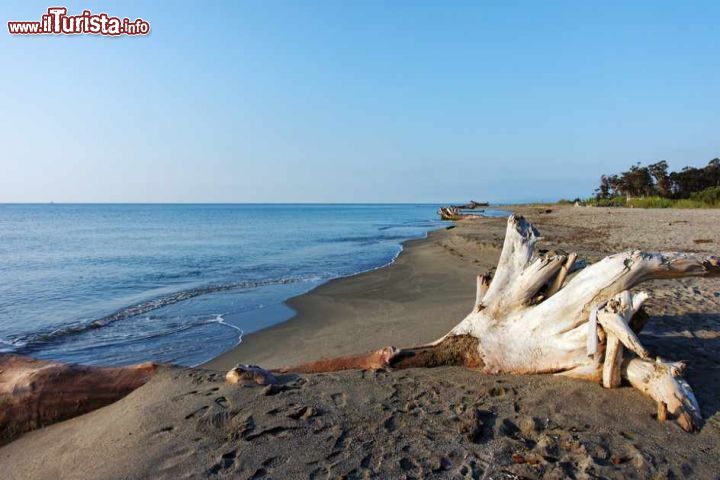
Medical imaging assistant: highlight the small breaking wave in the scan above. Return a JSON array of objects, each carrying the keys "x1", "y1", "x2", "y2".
[
  {"x1": 319, "y1": 234, "x2": 410, "y2": 245},
  {"x1": 3, "y1": 276, "x2": 318, "y2": 353},
  {"x1": 0, "y1": 337, "x2": 17, "y2": 353}
]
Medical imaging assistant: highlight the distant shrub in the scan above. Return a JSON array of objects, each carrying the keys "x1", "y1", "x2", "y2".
[
  {"x1": 586, "y1": 196, "x2": 626, "y2": 207},
  {"x1": 618, "y1": 188, "x2": 720, "y2": 208},
  {"x1": 674, "y1": 199, "x2": 705, "y2": 208},
  {"x1": 689, "y1": 186, "x2": 720, "y2": 206},
  {"x1": 626, "y1": 197, "x2": 675, "y2": 208}
]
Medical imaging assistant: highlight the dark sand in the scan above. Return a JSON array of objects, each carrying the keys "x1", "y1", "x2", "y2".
[{"x1": 2, "y1": 206, "x2": 720, "y2": 479}]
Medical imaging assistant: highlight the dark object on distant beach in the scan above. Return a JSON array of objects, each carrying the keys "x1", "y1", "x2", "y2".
[
  {"x1": 0, "y1": 354, "x2": 157, "y2": 445},
  {"x1": 451, "y1": 200, "x2": 489, "y2": 210}
]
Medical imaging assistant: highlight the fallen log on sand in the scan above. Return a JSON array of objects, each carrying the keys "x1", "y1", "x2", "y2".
[
  {"x1": 0, "y1": 355, "x2": 157, "y2": 445},
  {"x1": 255, "y1": 214, "x2": 718, "y2": 432},
  {"x1": 438, "y1": 206, "x2": 483, "y2": 221}
]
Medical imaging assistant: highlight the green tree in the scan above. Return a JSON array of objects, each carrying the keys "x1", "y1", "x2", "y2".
[
  {"x1": 621, "y1": 163, "x2": 653, "y2": 197},
  {"x1": 648, "y1": 160, "x2": 671, "y2": 197}
]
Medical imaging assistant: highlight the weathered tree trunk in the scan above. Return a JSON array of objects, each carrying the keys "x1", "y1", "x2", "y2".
[
  {"x1": 255, "y1": 215, "x2": 719, "y2": 432},
  {"x1": 0, "y1": 355, "x2": 157, "y2": 444}
]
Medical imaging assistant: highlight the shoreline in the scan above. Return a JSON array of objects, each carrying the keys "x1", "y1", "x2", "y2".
[
  {"x1": 193, "y1": 226, "x2": 434, "y2": 368},
  {"x1": 204, "y1": 215, "x2": 509, "y2": 371},
  {"x1": 203, "y1": 208, "x2": 512, "y2": 368}
]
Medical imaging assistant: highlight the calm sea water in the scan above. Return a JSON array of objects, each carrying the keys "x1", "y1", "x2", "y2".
[{"x1": 0, "y1": 204, "x2": 507, "y2": 366}]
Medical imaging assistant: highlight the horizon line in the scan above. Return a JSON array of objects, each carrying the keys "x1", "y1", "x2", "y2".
[{"x1": 0, "y1": 201, "x2": 534, "y2": 206}]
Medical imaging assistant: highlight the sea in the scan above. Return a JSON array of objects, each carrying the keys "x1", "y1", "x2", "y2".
[{"x1": 0, "y1": 204, "x2": 507, "y2": 366}]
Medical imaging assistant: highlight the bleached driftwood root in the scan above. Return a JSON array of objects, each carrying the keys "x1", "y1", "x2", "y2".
[
  {"x1": 252, "y1": 215, "x2": 719, "y2": 432},
  {"x1": 438, "y1": 206, "x2": 483, "y2": 221},
  {"x1": 438, "y1": 206, "x2": 465, "y2": 220}
]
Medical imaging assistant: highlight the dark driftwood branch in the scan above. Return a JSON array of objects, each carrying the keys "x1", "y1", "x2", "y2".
[
  {"x1": 273, "y1": 335, "x2": 484, "y2": 374},
  {"x1": 0, "y1": 354, "x2": 157, "y2": 445}
]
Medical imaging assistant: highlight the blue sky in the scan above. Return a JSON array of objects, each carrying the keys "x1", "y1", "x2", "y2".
[{"x1": 2, "y1": 1, "x2": 719, "y2": 203}]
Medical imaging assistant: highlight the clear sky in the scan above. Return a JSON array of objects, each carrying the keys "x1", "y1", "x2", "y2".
[{"x1": 2, "y1": 1, "x2": 719, "y2": 203}]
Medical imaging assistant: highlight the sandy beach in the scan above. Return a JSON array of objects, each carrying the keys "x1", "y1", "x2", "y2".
[{"x1": 2, "y1": 206, "x2": 720, "y2": 479}]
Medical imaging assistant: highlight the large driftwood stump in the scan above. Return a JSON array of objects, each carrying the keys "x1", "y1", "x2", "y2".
[{"x1": 269, "y1": 215, "x2": 719, "y2": 432}]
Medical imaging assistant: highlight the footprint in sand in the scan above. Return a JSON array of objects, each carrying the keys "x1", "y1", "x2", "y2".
[
  {"x1": 329, "y1": 392, "x2": 347, "y2": 407},
  {"x1": 184, "y1": 405, "x2": 209, "y2": 420},
  {"x1": 399, "y1": 456, "x2": 421, "y2": 473},
  {"x1": 208, "y1": 449, "x2": 237, "y2": 474},
  {"x1": 489, "y1": 386, "x2": 506, "y2": 397},
  {"x1": 248, "y1": 467, "x2": 267, "y2": 479},
  {"x1": 383, "y1": 414, "x2": 398, "y2": 432},
  {"x1": 204, "y1": 387, "x2": 220, "y2": 396}
]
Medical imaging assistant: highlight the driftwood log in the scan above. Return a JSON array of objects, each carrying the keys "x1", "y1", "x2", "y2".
[
  {"x1": 438, "y1": 206, "x2": 463, "y2": 220},
  {"x1": 0, "y1": 355, "x2": 157, "y2": 444},
  {"x1": 233, "y1": 215, "x2": 719, "y2": 432},
  {"x1": 438, "y1": 206, "x2": 483, "y2": 221},
  {"x1": 450, "y1": 200, "x2": 489, "y2": 210}
]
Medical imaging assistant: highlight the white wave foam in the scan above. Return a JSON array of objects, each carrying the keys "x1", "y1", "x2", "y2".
[
  {"x1": 208, "y1": 314, "x2": 243, "y2": 342},
  {"x1": 0, "y1": 337, "x2": 24, "y2": 352}
]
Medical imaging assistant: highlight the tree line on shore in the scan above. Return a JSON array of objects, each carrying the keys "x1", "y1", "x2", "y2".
[{"x1": 590, "y1": 158, "x2": 720, "y2": 208}]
